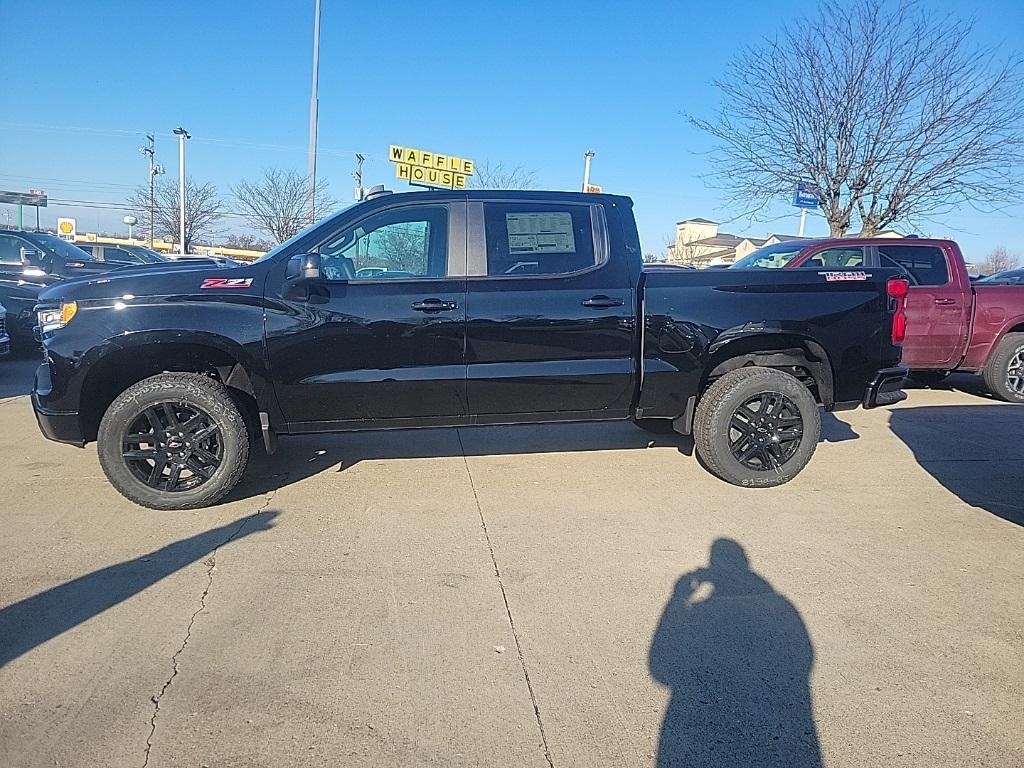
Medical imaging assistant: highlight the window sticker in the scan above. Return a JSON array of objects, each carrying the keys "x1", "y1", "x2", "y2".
[{"x1": 506, "y1": 212, "x2": 576, "y2": 254}]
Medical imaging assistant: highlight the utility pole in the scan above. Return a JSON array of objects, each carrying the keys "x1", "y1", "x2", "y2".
[
  {"x1": 353, "y1": 153, "x2": 365, "y2": 201},
  {"x1": 582, "y1": 149, "x2": 595, "y2": 192},
  {"x1": 173, "y1": 127, "x2": 190, "y2": 255},
  {"x1": 798, "y1": 208, "x2": 808, "y2": 237},
  {"x1": 307, "y1": 0, "x2": 322, "y2": 223},
  {"x1": 140, "y1": 135, "x2": 164, "y2": 247}
]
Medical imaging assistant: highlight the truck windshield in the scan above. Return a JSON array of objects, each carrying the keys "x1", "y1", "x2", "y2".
[
  {"x1": 32, "y1": 233, "x2": 96, "y2": 262},
  {"x1": 730, "y1": 243, "x2": 806, "y2": 269}
]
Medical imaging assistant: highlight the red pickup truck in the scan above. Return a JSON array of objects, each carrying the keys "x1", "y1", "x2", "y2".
[{"x1": 731, "y1": 238, "x2": 1024, "y2": 402}]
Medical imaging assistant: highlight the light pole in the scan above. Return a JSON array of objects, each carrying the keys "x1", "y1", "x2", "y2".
[
  {"x1": 307, "y1": 0, "x2": 322, "y2": 223},
  {"x1": 582, "y1": 149, "x2": 595, "y2": 192},
  {"x1": 139, "y1": 135, "x2": 164, "y2": 247},
  {"x1": 173, "y1": 127, "x2": 190, "y2": 255}
]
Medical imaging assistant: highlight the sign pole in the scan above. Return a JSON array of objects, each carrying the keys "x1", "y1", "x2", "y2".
[
  {"x1": 17, "y1": 204, "x2": 23, "y2": 230},
  {"x1": 582, "y1": 150, "x2": 595, "y2": 192},
  {"x1": 799, "y1": 208, "x2": 807, "y2": 237}
]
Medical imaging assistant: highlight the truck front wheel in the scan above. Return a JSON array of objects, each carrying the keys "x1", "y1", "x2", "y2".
[
  {"x1": 97, "y1": 373, "x2": 250, "y2": 510},
  {"x1": 983, "y1": 333, "x2": 1024, "y2": 403},
  {"x1": 693, "y1": 367, "x2": 820, "y2": 488}
]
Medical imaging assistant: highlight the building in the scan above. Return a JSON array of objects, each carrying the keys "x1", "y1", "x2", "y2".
[
  {"x1": 667, "y1": 218, "x2": 801, "y2": 267},
  {"x1": 667, "y1": 218, "x2": 903, "y2": 267}
]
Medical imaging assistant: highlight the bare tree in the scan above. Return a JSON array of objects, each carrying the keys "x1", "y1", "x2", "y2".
[
  {"x1": 223, "y1": 233, "x2": 276, "y2": 252},
  {"x1": 690, "y1": 0, "x2": 1024, "y2": 235},
  {"x1": 979, "y1": 246, "x2": 1020, "y2": 275},
  {"x1": 469, "y1": 161, "x2": 537, "y2": 190},
  {"x1": 130, "y1": 179, "x2": 223, "y2": 252},
  {"x1": 231, "y1": 168, "x2": 337, "y2": 244}
]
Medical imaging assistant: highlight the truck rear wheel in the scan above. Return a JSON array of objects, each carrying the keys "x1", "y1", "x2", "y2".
[
  {"x1": 983, "y1": 333, "x2": 1024, "y2": 403},
  {"x1": 693, "y1": 367, "x2": 820, "y2": 488},
  {"x1": 97, "y1": 373, "x2": 250, "y2": 510}
]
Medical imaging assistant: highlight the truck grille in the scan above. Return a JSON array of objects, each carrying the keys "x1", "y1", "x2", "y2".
[{"x1": 0, "y1": 315, "x2": 6, "y2": 338}]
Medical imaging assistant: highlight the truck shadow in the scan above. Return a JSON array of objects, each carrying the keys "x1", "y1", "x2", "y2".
[
  {"x1": 888, "y1": 405, "x2": 1022, "y2": 526},
  {"x1": 0, "y1": 511, "x2": 279, "y2": 669},
  {"x1": 905, "y1": 372, "x2": 998, "y2": 402},
  {"x1": 650, "y1": 538, "x2": 822, "y2": 767},
  {"x1": 229, "y1": 413, "x2": 862, "y2": 504},
  {"x1": 228, "y1": 421, "x2": 695, "y2": 502},
  {"x1": 0, "y1": 355, "x2": 39, "y2": 399}
]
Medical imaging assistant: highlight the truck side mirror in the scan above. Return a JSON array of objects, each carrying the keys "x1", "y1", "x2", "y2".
[{"x1": 286, "y1": 252, "x2": 322, "y2": 282}]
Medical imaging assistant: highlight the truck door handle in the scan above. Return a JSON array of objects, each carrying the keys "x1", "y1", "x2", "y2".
[
  {"x1": 412, "y1": 298, "x2": 457, "y2": 312},
  {"x1": 933, "y1": 298, "x2": 956, "y2": 305},
  {"x1": 581, "y1": 295, "x2": 624, "y2": 308}
]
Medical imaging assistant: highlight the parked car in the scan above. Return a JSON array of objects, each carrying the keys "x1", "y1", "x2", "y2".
[
  {"x1": 0, "y1": 302, "x2": 10, "y2": 358},
  {"x1": 32, "y1": 190, "x2": 907, "y2": 509},
  {"x1": 978, "y1": 268, "x2": 1024, "y2": 285},
  {"x1": 74, "y1": 243, "x2": 168, "y2": 264},
  {"x1": 0, "y1": 229, "x2": 132, "y2": 280},
  {"x1": 731, "y1": 238, "x2": 1024, "y2": 402}
]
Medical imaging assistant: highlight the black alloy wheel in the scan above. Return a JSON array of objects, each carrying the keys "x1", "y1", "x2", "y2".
[
  {"x1": 727, "y1": 392, "x2": 804, "y2": 471},
  {"x1": 122, "y1": 402, "x2": 223, "y2": 491}
]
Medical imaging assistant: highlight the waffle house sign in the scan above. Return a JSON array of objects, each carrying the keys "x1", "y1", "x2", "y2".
[{"x1": 389, "y1": 145, "x2": 474, "y2": 190}]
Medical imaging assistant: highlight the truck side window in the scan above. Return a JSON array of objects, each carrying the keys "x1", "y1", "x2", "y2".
[
  {"x1": 317, "y1": 205, "x2": 449, "y2": 281},
  {"x1": 482, "y1": 203, "x2": 596, "y2": 276},
  {"x1": 877, "y1": 244, "x2": 949, "y2": 286},
  {"x1": 0, "y1": 234, "x2": 26, "y2": 265},
  {"x1": 801, "y1": 247, "x2": 864, "y2": 269}
]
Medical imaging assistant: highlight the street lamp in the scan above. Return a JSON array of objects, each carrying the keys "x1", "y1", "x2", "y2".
[
  {"x1": 172, "y1": 126, "x2": 191, "y2": 255},
  {"x1": 307, "y1": 0, "x2": 322, "y2": 223},
  {"x1": 582, "y1": 149, "x2": 595, "y2": 192}
]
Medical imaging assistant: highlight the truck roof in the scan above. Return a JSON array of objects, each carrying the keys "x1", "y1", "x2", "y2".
[{"x1": 364, "y1": 189, "x2": 634, "y2": 206}]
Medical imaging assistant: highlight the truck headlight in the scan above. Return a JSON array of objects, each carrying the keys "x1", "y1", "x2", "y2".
[{"x1": 38, "y1": 301, "x2": 78, "y2": 333}]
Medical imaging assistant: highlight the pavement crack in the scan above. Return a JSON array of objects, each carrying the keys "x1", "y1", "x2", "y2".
[
  {"x1": 456, "y1": 429, "x2": 555, "y2": 768},
  {"x1": 141, "y1": 487, "x2": 280, "y2": 768}
]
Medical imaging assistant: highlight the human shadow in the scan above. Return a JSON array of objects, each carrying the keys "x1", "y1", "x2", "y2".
[
  {"x1": 0, "y1": 510, "x2": 279, "y2": 668},
  {"x1": 649, "y1": 539, "x2": 821, "y2": 768},
  {"x1": 225, "y1": 421, "x2": 694, "y2": 502},
  {"x1": 888, "y1": 405, "x2": 1022, "y2": 525}
]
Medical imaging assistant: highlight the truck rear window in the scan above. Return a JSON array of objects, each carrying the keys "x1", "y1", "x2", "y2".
[
  {"x1": 482, "y1": 203, "x2": 596, "y2": 276},
  {"x1": 877, "y1": 244, "x2": 949, "y2": 286}
]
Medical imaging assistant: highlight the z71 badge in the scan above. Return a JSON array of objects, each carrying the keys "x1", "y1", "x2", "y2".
[
  {"x1": 201, "y1": 277, "x2": 253, "y2": 289},
  {"x1": 819, "y1": 271, "x2": 870, "y2": 282}
]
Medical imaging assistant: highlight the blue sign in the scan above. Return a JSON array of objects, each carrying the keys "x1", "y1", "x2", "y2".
[{"x1": 793, "y1": 182, "x2": 819, "y2": 209}]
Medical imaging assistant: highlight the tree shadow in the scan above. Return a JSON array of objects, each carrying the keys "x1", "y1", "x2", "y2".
[
  {"x1": 224, "y1": 422, "x2": 694, "y2": 502},
  {"x1": 650, "y1": 539, "x2": 821, "y2": 768},
  {"x1": 888, "y1": 405, "x2": 1022, "y2": 525},
  {"x1": 0, "y1": 510, "x2": 279, "y2": 668}
]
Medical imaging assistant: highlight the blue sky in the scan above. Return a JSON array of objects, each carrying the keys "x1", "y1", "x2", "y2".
[{"x1": 1, "y1": 0, "x2": 1021, "y2": 259}]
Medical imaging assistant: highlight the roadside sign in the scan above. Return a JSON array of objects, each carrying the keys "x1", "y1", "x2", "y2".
[
  {"x1": 389, "y1": 145, "x2": 475, "y2": 190},
  {"x1": 793, "y1": 182, "x2": 819, "y2": 209},
  {"x1": 584, "y1": 183, "x2": 603, "y2": 194},
  {"x1": 57, "y1": 218, "x2": 77, "y2": 241},
  {"x1": 0, "y1": 190, "x2": 47, "y2": 207}
]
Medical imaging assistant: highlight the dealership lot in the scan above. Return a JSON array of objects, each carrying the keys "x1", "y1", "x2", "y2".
[{"x1": 0, "y1": 359, "x2": 1021, "y2": 767}]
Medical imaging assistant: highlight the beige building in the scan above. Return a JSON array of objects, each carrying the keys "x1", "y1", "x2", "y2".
[{"x1": 667, "y1": 218, "x2": 902, "y2": 267}]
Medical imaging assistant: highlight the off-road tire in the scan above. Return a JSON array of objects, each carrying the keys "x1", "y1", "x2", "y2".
[
  {"x1": 694, "y1": 366, "x2": 820, "y2": 488},
  {"x1": 97, "y1": 373, "x2": 250, "y2": 510},
  {"x1": 983, "y1": 333, "x2": 1024, "y2": 403}
]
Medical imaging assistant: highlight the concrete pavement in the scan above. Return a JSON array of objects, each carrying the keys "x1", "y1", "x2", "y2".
[{"x1": 0, "y1": 360, "x2": 1021, "y2": 767}]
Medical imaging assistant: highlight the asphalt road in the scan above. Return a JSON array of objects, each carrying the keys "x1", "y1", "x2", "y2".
[{"x1": 0, "y1": 357, "x2": 1021, "y2": 767}]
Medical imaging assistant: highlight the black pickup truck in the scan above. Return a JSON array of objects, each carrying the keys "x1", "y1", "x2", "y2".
[{"x1": 32, "y1": 190, "x2": 907, "y2": 509}]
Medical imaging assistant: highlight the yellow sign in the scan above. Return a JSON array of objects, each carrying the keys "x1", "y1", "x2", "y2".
[
  {"x1": 56, "y1": 217, "x2": 77, "y2": 241},
  {"x1": 389, "y1": 144, "x2": 474, "y2": 189}
]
